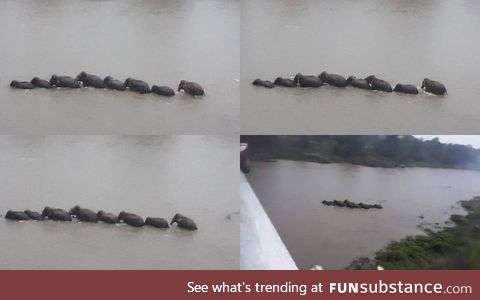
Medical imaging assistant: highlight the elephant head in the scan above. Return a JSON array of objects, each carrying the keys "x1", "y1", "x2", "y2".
[
  {"x1": 10, "y1": 80, "x2": 18, "y2": 87},
  {"x1": 41, "y1": 206, "x2": 52, "y2": 217},
  {"x1": 177, "y1": 80, "x2": 186, "y2": 92},
  {"x1": 347, "y1": 76, "x2": 356, "y2": 84},
  {"x1": 293, "y1": 73, "x2": 302, "y2": 85},
  {"x1": 365, "y1": 75, "x2": 376, "y2": 83},
  {"x1": 69, "y1": 205, "x2": 81, "y2": 215},
  {"x1": 76, "y1": 71, "x2": 87, "y2": 81},
  {"x1": 319, "y1": 71, "x2": 327, "y2": 81}
]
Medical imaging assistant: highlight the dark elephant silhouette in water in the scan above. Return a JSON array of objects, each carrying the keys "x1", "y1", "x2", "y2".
[
  {"x1": 50, "y1": 75, "x2": 81, "y2": 88},
  {"x1": 31, "y1": 77, "x2": 52, "y2": 88},
  {"x1": 319, "y1": 72, "x2": 348, "y2": 87},
  {"x1": 293, "y1": 73, "x2": 323, "y2": 87},
  {"x1": 170, "y1": 213, "x2": 197, "y2": 230},
  {"x1": 10, "y1": 80, "x2": 35, "y2": 89},
  {"x1": 118, "y1": 211, "x2": 145, "y2": 227},
  {"x1": 5, "y1": 210, "x2": 31, "y2": 220},
  {"x1": 347, "y1": 76, "x2": 371, "y2": 90},
  {"x1": 76, "y1": 72, "x2": 106, "y2": 88},
  {"x1": 42, "y1": 206, "x2": 72, "y2": 221},
  {"x1": 104, "y1": 76, "x2": 126, "y2": 91},
  {"x1": 97, "y1": 211, "x2": 118, "y2": 224},
  {"x1": 151, "y1": 85, "x2": 175, "y2": 96},
  {"x1": 365, "y1": 75, "x2": 392, "y2": 92},
  {"x1": 393, "y1": 83, "x2": 419, "y2": 95},
  {"x1": 69, "y1": 205, "x2": 97, "y2": 223},
  {"x1": 178, "y1": 80, "x2": 205, "y2": 96},
  {"x1": 421, "y1": 78, "x2": 447, "y2": 95},
  {"x1": 24, "y1": 210, "x2": 44, "y2": 220},
  {"x1": 145, "y1": 217, "x2": 169, "y2": 228},
  {"x1": 274, "y1": 77, "x2": 296, "y2": 87},
  {"x1": 252, "y1": 78, "x2": 275, "y2": 89},
  {"x1": 124, "y1": 78, "x2": 150, "y2": 94}
]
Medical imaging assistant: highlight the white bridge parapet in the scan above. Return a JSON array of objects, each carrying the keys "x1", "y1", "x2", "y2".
[{"x1": 240, "y1": 173, "x2": 298, "y2": 270}]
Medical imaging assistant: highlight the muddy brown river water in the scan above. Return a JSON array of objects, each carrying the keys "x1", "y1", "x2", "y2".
[
  {"x1": 246, "y1": 160, "x2": 480, "y2": 269},
  {"x1": 0, "y1": 135, "x2": 239, "y2": 269}
]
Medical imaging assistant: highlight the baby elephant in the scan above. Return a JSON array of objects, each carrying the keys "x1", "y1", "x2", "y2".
[
  {"x1": 10, "y1": 80, "x2": 35, "y2": 89},
  {"x1": 170, "y1": 213, "x2": 197, "y2": 230},
  {"x1": 69, "y1": 205, "x2": 97, "y2": 222},
  {"x1": 252, "y1": 78, "x2": 275, "y2": 89},
  {"x1": 104, "y1": 76, "x2": 126, "y2": 91},
  {"x1": 42, "y1": 206, "x2": 72, "y2": 221},
  {"x1": 274, "y1": 77, "x2": 296, "y2": 87},
  {"x1": 5, "y1": 210, "x2": 31, "y2": 220},
  {"x1": 319, "y1": 72, "x2": 348, "y2": 87},
  {"x1": 393, "y1": 83, "x2": 419, "y2": 95},
  {"x1": 118, "y1": 211, "x2": 145, "y2": 227},
  {"x1": 178, "y1": 80, "x2": 205, "y2": 96},
  {"x1": 31, "y1": 77, "x2": 52, "y2": 88},
  {"x1": 76, "y1": 71, "x2": 106, "y2": 88},
  {"x1": 421, "y1": 78, "x2": 447, "y2": 95},
  {"x1": 151, "y1": 85, "x2": 175, "y2": 96},
  {"x1": 125, "y1": 78, "x2": 150, "y2": 94},
  {"x1": 24, "y1": 210, "x2": 44, "y2": 220},
  {"x1": 97, "y1": 210, "x2": 118, "y2": 224},
  {"x1": 145, "y1": 217, "x2": 170, "y2": 228},
  {"x1": 347, "y1": 76, "x2": 371, "y2": 90}
]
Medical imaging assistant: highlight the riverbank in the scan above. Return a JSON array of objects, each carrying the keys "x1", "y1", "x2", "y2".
[{"x1": 347, "y1": 197, "x2": 480, "y2": 270}]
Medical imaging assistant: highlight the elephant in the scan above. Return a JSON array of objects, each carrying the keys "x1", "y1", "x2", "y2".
[
  {"x1": 178, "y1": 80, "x2": 205, "y2": 96},
  {"x1": 145, "y1": 217, "x2": 170, "y2": 228},
  {"x1": 293, "y1": 73, "x2": 323, "y2": 87},
  {"x1": 421, "y1": 78, "x2": 447, "y2": 95},
  {"x1": 10, "y1": 80, "x2": 35, "y2": 89},
  {"x1": 151, "y1": 85, "x2": 175, "y2": 96},
  {"x1": 5, "y1": 210, "x2": 30, "y2": 220},
  {"x1": 252, "y1": 78, "x2": 275, "y2": 89},
  {"x1": 118, "y1": 211, "x2": 145, "y2": 227},
  {"x1": 96, "y1": 211, "x2": 118, "y2": 224},
  {"x1": 104, "y1": 76, "x2": 126, "y2": 91},
  {"x1": 124, "y1": 78, "x2": 150, "y2": 94},
  {"x1": 319, "y1": 72, "x2": 348, "y2": 87},
  {"x1": 24, "y1": 210, "x2": 44, "y2": 220},
  {"x1": 393, "y1": 83, "x2": 419, "y2": 95},
  {"x1": 69, "y1": 205, "x2": 97, "y2": 223},
  {"x1": 76, "y1": 72, "x2": 106, "y2": 88},
  {"x1": 333, "y1": 200, "x2": 346, "y2": 207},
  {"x1": 170, "y1": 213, "x2": 197, "y2": 230},
  {"x1": 31, "y1": 77, "x2": 52, "y2": 88},
  {"x1": 365, "y1": 75, "x2": 392, "y2": 92},
  {"x1": 50, "y1": 75, "x2": 81, "y2": 88},
  {"x1": 274, "y1": 77, "x2": 296, "y2": 87},
  {"x1": 358, "y1": 203, "x2": 371, "y2": 209},
  {"x1": 322, "y1": 200, "x2": 333, "y2": 206},
  {"x1": 347, "y1": 76, "x2": 371, "y2": 90},
  {"x1": 41, "y1": 206, "x2": 72, "y2": 221},
  {"x1": 372, "y1": 204, "x2": 383, "y2": 209}
]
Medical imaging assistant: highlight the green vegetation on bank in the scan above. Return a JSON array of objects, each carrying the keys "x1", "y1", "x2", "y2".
[
  {"x1": 347, "y1": 197, "x2": 480, "y2": 270},
  {"x1": 241, "y1": 136, "x2": 480, "y2": 170}
]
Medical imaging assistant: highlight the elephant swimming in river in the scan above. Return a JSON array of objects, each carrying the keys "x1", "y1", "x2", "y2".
[
  {"x1": 124, "y1": 78, "x2": 150, "y2": 94},
  {"x1": 50, "y1": 75, "x2": 81, "y2": 88},
  {"x1": 393, "y1": 83, "x2": 419, "y2": 95},
  {"x1": 31, "y1": 77, "x2": 52, "y2": 88},
  {"x1": 421, "y1": 78, "x2": 447, "y2": 95},
  {"x1": 96, "y1": 210, "x2": 118, "y2": 224},
  {"x1": 151, "y1": 85, "x2": 175, "y2": 96},
  {"x1": 118, "y1": 211, "x2": 145, "y2": 227},
  {"x1": 274, "y1": 77, "x2": 296, "y2": 87},
  {"x1": 170, "y1": 213, "x2": 197, "y2": 230},
  {"x1": 10, "y1": 80, "x2": 35, "y2": 89},
  {"x1": 41, "y1": 206, "x2": 72, "y2": 221},
  {"x1": 104, "y1": 76, "x2": 126, "y2": 91},
  {"x1": 347, "y1": 76, "x2": 371, "y2": 90},
  {"x1": 365, "y1": 75, "x2": 392, "y2": 92},
  {"x1": 178, "y1": 80, "x2": 205, "y2": 96},
  {"x1": 76, "y1": 72, "x2": 106, "y2": 88},
  {"x1": 319, "y1": 72, "x2": 348, "y2": 87},
  {"x1": 24, "y1": 210, "x2": 44, "y2": 220},
  {"x1": 69, "y1": 205, "x2": 97, "y2": 223},
  {"x1": 252, "y1": 78, "x2": 275, "y2": 89},
  {"x1": 145, "y1": 217, "x2": 170, "y2": 228},
  {"x1": 5, "y1": 210, "x2": 31, "y2": 220},
  {"x1": 293, "y1": 73, "x2": 323, "y2": 88}
]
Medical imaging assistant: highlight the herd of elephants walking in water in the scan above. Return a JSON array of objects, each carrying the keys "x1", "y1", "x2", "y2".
[
  {"x1": 10, "y1": 71, "x2": 205, "y2": 97},
  {"x1": 4, "y1": 205, "x2": 198, "y2": 230},
  {"x1": 253, "y1": 72, "x2": 447, "y2": 96}
]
